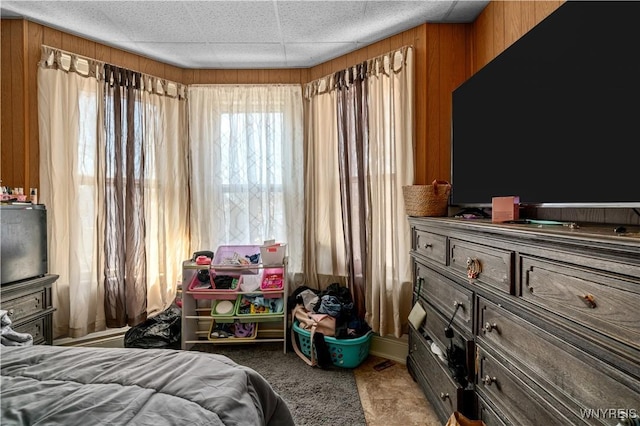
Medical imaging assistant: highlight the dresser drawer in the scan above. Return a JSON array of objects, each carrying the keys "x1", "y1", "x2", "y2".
[
  {"x1": 13, "y1": 316, "x2": 46, "y2": 345},
  {"x1": 478, "y1": 297, "x2": 640, "y2": 420},
  {"x1": 409, "y1": 327, "x2": 468, "y2": 421},
  {"x1": 476, "y1": 345, "x2": 575, "y2": 426},
  {"x1": 418, "y1": 300, "x2": 474, "y2": 386},
  {"x1": 415, "y1": 261, "x2": 473, "y2": 333},
  {"x1": 450, "y1": 239, "x2": 513, "y2": 294},
  {"x1": 521, "y1": 256, "x2": 640, "y2": 352},
  {"x1": 2, "y1": 289, "x2": 46, "y2": 321},
  {"x1": 477, "y1": 395, "x2": 508, "y2": 426},
  {"x1": 413, "y1": 229, "x2": 447, "y2": 265}
]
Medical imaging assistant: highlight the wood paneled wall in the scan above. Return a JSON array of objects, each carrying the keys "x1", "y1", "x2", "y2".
[
  {"x1": 185, "y1": 68, "x2": 307, "y2": 85},
  {"x1": 470, "y1": 1, "x2": 564, "y2": 74},
  {"x1": 1, "y1": 1, "x2": 564, "y2": 192}
]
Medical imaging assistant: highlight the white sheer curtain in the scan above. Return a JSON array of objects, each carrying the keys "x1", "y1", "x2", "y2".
[
  {"x1": 38, "y1": 48, "x2": 105, "y2": 338},
  {"x1": 187, "y1": 85, "x2": 304, "y2": 277},
  {"x1": 366, "y1": 47, "x2": 415, "y2": 338},
  {"x1": 38, "y1": 46, "x2": 190, "y2": 337}
]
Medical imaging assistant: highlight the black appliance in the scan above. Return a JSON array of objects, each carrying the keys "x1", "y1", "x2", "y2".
[{"x1": 1, "y1": 204, "x2": 48, "y2": 285}]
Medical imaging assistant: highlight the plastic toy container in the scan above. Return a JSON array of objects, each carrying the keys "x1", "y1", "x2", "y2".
[
  {"x1": 187, "y1": 271, "x2": 241, "y2": 300},
  {"x1": 292, "y1": 320, "x2": 372, "y2": 368},
  {"x1": 235, "y1": 294, "x2": 284, "y2": 322},
  {"x1": 208, "y1": 320, "x2": 258, "y2": 341},
  {"x1": 212, "y1": 245, "x2": 262, "y2": 271},
  {"x1": 209, "y1": 297, "x2": 241, "y2": 323},
  {"x1": 260, "y1": 267, "x2": 284, "y2": 295}
]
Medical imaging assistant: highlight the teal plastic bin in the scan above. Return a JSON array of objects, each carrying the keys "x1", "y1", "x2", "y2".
[{"x1": 292, "y1": 320, "x2": 372, "y2": 368}]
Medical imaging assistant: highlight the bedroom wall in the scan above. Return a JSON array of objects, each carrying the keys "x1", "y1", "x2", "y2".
[{"x1": 1, "y1": 1, "x2": 563, "y2": 196}]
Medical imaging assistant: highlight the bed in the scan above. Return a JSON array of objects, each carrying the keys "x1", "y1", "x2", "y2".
[{"x1": 0, "y1": 344, "x2": 294, "y2": 426}]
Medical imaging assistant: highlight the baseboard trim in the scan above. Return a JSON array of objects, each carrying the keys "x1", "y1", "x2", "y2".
[
  {"x1": 369, "y1": 334, "x2": 408, "y2": 364},
  {"x1": 54, "y1": 327, "x2": 128, "y2": 348}
]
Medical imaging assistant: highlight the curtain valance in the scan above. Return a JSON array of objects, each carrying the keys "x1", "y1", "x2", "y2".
[
  {"x1": 38, "y1": 45, "x2": 187, "y2": 99},
  {"x1": 304, "y1": 45, "x2": 413, "y2": 99}
]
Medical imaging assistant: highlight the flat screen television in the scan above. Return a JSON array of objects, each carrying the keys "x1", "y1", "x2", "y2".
[{"x1": 451, "y1": 1, "x2": 640, "y2": 208}]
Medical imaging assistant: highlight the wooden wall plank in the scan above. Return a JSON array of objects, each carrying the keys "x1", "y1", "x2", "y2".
[
  {"x1": 62, "y1": 31, "x2": 95, "y2": 59},
  {"x1": 27, "y1": 21, "x2": 43, "y2": 190},
  {"x1": 504, "y1": 0, "x2": 522, "y2": 49},
  {"x1": 473, "y1": 1, "x2": 493, "y2": 71},
  {"x1": 10, "y1": 20, "x2": 26, "y2": 188},
  {"x1": 139, "y1": 56, "x2": 161, "y2": 77},
  {"x1": 1, "y1": 20, "x2": 16, "y2": 185},
  {"x1": 42, "y1": 25, "x2": 62, "y2": 49},
  {"x1": 492, "y1": 1, "x2": 505, "y2": 57},
  {"x1": 536, "y1": 1, "x2": 564, "y2": 23},
  {"x1": 425, "y1": 24, "x2": 440, "y2": 184},
  {"x1": 413, "y1": 24, "x2": 428, "y2": 185},
  {"x1": 520, "y1": 1, "x2": 537, "y2": 35},
  {"x1": 164, "y1": 64, "x2": 184, "y2": 84}
]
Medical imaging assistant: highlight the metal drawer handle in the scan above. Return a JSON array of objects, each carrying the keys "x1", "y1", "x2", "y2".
[
  {"x1": 453, "y1": 301, "x2": 463, "y2": 308},
  {"x1": 482, "y1": 375, "x2": 497, "y2": 386},
  {"x1": 482, "y1": 322, "x2": 497, "y2": 333},
  {"x1": 417, "y1": 235, "x2": 432, "y2": 249},
  {"x1": 440, "y1": 392, "x2": 450, "y2": 400},
  {"x1": 466, "y1": 257, "x2": 481, "y2": 280},
  {"x1": 579, "y1": 293, "x2": 597, "y2": 309}
]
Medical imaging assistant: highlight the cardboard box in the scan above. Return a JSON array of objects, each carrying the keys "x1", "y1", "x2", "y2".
[{"x1": 492, "y1": 196, "x2": 520, "y2": 223}]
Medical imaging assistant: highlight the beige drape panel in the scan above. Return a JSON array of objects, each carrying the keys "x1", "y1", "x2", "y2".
[
  {"x1": 37, "y1": 46, "x2": 189, "y2": 338},
  {"x1": 304, "y1": 46, "x2": 414, "y2": 338},
  {"x1": 304, "y1": 79, "x2": 349, "y2": 292},
  {"x1": 366, "y1": 47, "x2": 415, "y2": 338}
]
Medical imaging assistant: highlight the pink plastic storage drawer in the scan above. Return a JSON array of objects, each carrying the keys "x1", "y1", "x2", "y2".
[
  {"x1": 260, "y1": 267, "x2": 284, "y2": 293},
  {"x1": 187, "y1": 271, "x2": 241, "y2": 300},
  {"x1": 212, "y1": 245, "x2": 261, "y2": 270}
]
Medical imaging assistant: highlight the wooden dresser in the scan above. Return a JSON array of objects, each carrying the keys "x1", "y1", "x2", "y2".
[
  {"x1": 0, "y1": 274, "x2": 58, "y2": 345},
  {"x1": 407, "y1": 217, "x2": 640, "y2": 426}
]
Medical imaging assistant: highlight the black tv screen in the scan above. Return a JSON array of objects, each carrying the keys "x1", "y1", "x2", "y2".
[{"x1": 451, "y1": 1, "x2": 640, "y2": 208}]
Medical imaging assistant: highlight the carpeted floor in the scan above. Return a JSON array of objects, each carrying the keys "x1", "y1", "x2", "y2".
[{"x1": 194, "y1": 342, "x2": 367, "y2": 426}]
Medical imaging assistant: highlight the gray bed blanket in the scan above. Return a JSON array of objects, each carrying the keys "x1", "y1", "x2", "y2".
[{"x1": 1, "y1": 344, "x2": 294, "y2": 426}]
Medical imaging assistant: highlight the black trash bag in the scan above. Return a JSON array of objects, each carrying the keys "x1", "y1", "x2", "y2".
[{"x1": 124, "y1": 305, "x2": 182, "y2": 349}]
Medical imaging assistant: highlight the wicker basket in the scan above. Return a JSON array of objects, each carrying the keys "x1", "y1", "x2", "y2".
[{"x1": 402, "y1": 180, "x2": 451, "y2": 217}]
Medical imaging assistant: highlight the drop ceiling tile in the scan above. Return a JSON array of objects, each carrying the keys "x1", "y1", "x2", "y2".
[
  {"x1": 187, "y1": 1, "x2": 282, "y2": 43},
  {"x1": 285, "y1": 42, "x2": 360, "y2": 68},
  {"x1": 199, "y1": 43, "x2": 287, "y2": 69},
  {"x1": 277, "y1": 1, "x2": 367, "y2": 43},
  {"x1": 88, "y1": 1, "x2": 201, "y2": 42},
  {"x1": 358, "y1": 1, "x2": 453, "y2": 43}
]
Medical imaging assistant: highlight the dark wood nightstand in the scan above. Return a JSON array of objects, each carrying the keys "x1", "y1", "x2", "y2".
[{"x1": 1, "y1": 274, "x2": 58, "y2": 345}]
